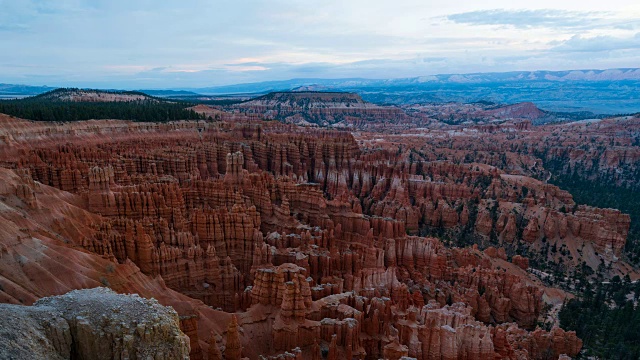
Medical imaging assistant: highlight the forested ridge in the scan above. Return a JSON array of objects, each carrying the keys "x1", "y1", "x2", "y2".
[
  {"x1": 550, "y1": 169, "x2": 640, "y2": 359},
  {"x1": 0, "y1": 88, "x2": 204, "y2": 122},
  {"x1": 559, "y1": 276, "x2": 640, "y2": 359}
]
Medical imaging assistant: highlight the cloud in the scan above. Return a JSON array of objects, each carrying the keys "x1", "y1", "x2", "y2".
[
  {"x1": 1, "y1": 1, "x2": 639, "y2": 88},
  {"x1": 446, "y1": 9, "x2": 639, "y2": 30},
  {"x1": 551, "y1": 33, "x2": 640, "y2": 52},
  {"x1": 0, "y1": 24, "x2": 29, "y2": 32}
]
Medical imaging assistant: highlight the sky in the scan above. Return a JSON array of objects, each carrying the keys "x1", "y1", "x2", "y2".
[{"x1": 1, "y1": 0, "x2": 639, "y2": 88}]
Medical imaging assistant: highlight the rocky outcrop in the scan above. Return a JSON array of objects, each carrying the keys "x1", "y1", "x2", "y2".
[
  {"x1": 0, "y1": 288, "x2": 190, "y2": 360},
  {"x1": 512, "y1": 255, "x2": 530, "y2": 270},
  {"x1": 0, "y1": 303, "x2": 72, "y2": 360},
  {"x1": 396, "y1": 302, "x2": 495, "y2": 359},
  {"x1": 493, "y1": 324, "x2": 583, "y2": 360},
  {"x1": 405, "y1": 102, "x2": 546, "y2": 126}
]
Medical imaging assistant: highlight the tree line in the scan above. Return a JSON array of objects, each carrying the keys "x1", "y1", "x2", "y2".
[{"x1": 0, "y1": 93, "x2": 203, "y2": 122}]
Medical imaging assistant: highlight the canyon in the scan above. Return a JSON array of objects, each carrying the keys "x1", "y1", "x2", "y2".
[{"x1": 2, "y1": 105, "x2": 637, "y2": 359}]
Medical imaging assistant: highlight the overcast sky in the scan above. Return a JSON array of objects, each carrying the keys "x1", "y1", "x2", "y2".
[{"x1": 1, "y1": 0, "x2": 639, "y2": 88}]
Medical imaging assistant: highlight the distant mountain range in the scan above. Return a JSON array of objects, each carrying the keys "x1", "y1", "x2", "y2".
[
  {"x1": 0, "y1": 83, "x2": 56, "y2": 98},
  {"x1": 188, "y1": 68, "x2": 640, "y2": 94},
  {"x1": 2, "y1": 68, "x2": 640, "y2": 114},
  {"x1": 184, "y1": 69, "x2": 640, "y2": 114}
]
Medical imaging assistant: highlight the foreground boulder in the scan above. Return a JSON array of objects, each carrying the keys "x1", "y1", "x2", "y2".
[{"x1": 0, "y1": 287, "x2": 190, "y2": 360}]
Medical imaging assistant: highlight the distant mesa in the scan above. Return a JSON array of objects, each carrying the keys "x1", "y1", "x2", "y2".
[
  {"x1": 138, "y1": 89, "x2": 202, "y2": 97},
  {"x1": 228, "y1": 91, "x2": 406, "y2": 126},
  {"x1": 34, "y1": 88, "x2": 157, "y2": 103},
  {"x1": 253, "y1": 90, "x2": 366, "y2": 103},
  {"x1": 482, "y1": 102, "x2": 547, "y2": 120}
]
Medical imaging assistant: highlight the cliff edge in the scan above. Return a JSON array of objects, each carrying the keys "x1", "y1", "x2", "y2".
[{"x1": 0, "y1": 287, "x2": 190, "y2": 360}]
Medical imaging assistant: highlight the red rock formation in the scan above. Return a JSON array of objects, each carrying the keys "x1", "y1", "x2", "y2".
[
  {"x1": 512, "y1": 255, "x2": 529, "y2": 270},
  {"x1": 396, "y1": 302, "x2": 495, "y2": 359},
  {"x1": 493, "y1": 324, "x2": 582, "y2": 360},
  {"x1": 230, "y1": 92, "x2": 408, "y2": 127},
  {"x1": 523, "y1": 218, "x2": 541, "y2": 243},
  {"x1": 208, "y1": 332, "x2": 223, "y2": 360},
  {"x1": 0, "y1": 114, "x2": 611, "y2": 360},
  {"x1": 180, "y1": 313, "x2": 204, "y2": 360},
  {"x1": 327, "y1": 335, "x2": 338, "y2": 360},
  {"x1": 225, "y1": 315, "x2": 243, "y2": 360}
]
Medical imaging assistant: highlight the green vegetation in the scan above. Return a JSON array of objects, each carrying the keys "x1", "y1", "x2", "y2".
[
  {"x1": 194, "y1": 99, "x2": 246, "y2": 106},
  {"x1": 549, "y1": 172, "x2": 640, "y2": 266},
  {"x1": 559, "y1": 276, "x2": 640, "y2": 359},
  {"x1": 0, "y1": 88, "x2": 203, "y2": 122},
  {"x1": 546, "y1": 163, "x2": 640, "y2": 358}
]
